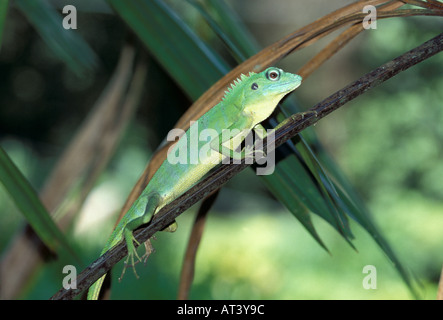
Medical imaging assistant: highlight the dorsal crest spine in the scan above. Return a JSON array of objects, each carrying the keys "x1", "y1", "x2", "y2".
[{"x1": 221, "y1": 72, "x2": 256, "y2": 102}]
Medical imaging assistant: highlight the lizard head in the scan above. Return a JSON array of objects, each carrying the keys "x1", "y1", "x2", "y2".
[
  {"x1": 245, "y1": 67, "x2": 302, "y2": 101},
  {"x1": 240, "y1": 67, "x2": 302, "y2": 124},
  {"x1": 222, "y1": 67, "x2": 302, "y2": 104}
]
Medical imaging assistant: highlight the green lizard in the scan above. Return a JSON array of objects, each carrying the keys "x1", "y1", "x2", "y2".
[{"x1": 87, "y1": 67, "x2": 302, "y2": 299}]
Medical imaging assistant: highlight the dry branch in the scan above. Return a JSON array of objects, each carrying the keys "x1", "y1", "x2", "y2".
[{"x1": 50, "y1": 31, "x2": 443, "y2": 301}]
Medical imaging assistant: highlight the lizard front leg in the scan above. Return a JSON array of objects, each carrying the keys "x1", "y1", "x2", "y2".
[
  {"x1": 119, "y1": 192, "x2": 162, "y2": 280},
  {"x1": 209, "y1": 116, "x2": 255, "y2": 161}
]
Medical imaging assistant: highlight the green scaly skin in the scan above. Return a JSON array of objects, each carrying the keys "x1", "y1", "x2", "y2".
[{"x1": 87, "y1": 67, "x2": 302, "y2": 299}]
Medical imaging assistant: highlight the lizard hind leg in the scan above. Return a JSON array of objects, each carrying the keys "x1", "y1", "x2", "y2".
[
  {"x1": 119, "y1": 192, "x2": 162, "y2": 281},
  {"x1": 119, "y1": 229, "x2": 141, "y2": 281}
]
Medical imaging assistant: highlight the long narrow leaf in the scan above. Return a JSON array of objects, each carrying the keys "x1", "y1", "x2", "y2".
[
  {"x1": 0, "y1": 43, "x2": 145, "y2": 299},
  {"x1": 0, "y1": 0, "x2": 8, "y2": 52},
  {"x1": 15, "y1": 0, "x2": 97, "y2": 75},
  {"x1": 204, "y1": 0, "x2": 259, "y2": 58},
  {"x1": 107, "y1": 0, "x2": 229, "y2": 100},
  {"x1": 259, "y1": 158, "x2": 329, "y2": 252},
  {"x1": 0, "y1": 146, "x2": 77, "y2": 259},
  {"x1": 186, "y1": 0, "x2": 249, "y2": 62}
]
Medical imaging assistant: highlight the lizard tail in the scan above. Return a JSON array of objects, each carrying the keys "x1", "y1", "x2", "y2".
[
  {"x1": 87, "y1": 230, "x2": 123, "y2": 300},
  {"x1": 87, "y1": 274, "x2": 106, "y2": 300}
]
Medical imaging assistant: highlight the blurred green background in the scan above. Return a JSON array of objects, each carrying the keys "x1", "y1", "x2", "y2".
[{"x1": 1, "y1": 0, "x2": 443, "y2": 299}]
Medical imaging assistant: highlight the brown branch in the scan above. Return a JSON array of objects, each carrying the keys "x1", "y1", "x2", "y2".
[
  {"x1": 50, "y1": 32, "x2": 443, "y2": 300},
  {"x1": 297, "y1": 0, "x2": 405, "y2": 79},
  {"x1": 403, "y1": 0, "x2": 443, "y2": 9}
]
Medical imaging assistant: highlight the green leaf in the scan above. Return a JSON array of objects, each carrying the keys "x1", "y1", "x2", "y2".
[
  {"x1": 14, "y1": 0, "x2": 97, "y2": 76},
  {"x1": 0, "y1": 0, "x2": 8, "y2": 51},
  {"x1": 260, "y1": 157, "x2": 329, "y2": 252},
  {"x1": 106, "y1": 0, "x2": 230, "y2": 100},
  {"x1": 274, "y1": 110, "x2": 354, "y2": 242},
  {"x1": 203, "y1": 0, "x2": 260, "y2": 58},
  {"x1": 0, "y1": 146, "x2": 78, "y2": 260},
  {"x1": 333, "y1": 183, "x2": 419, "y2": 297},
  {"x1": 185, "y1": 0, "x2": 249, "y2": 62}
]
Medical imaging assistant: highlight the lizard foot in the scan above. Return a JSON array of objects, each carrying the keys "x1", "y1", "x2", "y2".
[
  {"x1": 119, "y1": 252, "x2": 140, "y2": 282},
  {"x1": 119, "y1": 237, "x2": 157, "y2": 281},
  {"x1": 119, "y1": 233, "x2": 143, "y2": 282},
  {"x1": 141, "y1": 238, "x2": 156, "y2": 264},
  {"x1": 243, "y1": 144, "x2": 257, "y2": 163}
]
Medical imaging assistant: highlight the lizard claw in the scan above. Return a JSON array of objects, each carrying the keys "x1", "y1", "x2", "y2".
[
  {"x1": 119, "y1": 237, "x2": 157, "y2": 282},
  {"x1": 119, "y1": 252, "x2": 140, "y2": 282},
  {"x1": 141, "y1": 239, "x2": 155, "y2": 265},
  {"x1": 244, "y1": 144, "x2": 255, "y2": 160},
  {"x1": 119, "y1": 233, "x2": 144, "y2": 282},
  {"x1": 254, "y1": 148, "x2": 266, "y2": 160}
]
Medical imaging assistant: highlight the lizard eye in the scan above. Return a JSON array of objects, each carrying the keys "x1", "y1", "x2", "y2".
[
  {"x1": 266, "y1": 69, "x2": 280, "y2": 81},
  {"x1": 251, "y1": 83, "x2": 258, "y2": 90}
]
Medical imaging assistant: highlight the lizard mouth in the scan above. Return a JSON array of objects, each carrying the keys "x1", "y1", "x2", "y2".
[{"x1": 271, "y1": 75, "x2": 302, "y2": 94}]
